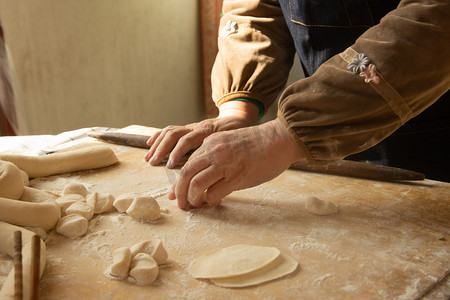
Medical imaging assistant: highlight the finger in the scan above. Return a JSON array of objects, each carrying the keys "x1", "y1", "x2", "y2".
[
  {"x1": 204, "y1": 178, "x2": 236, "y2": 207},
  {"x1": 187, "y1": 165, "x2": 224, "y2": 208},
  {"x1": 149, "y1": 128, "x2": 191, "y2": 165},
  {"x1": 145, "y1": 127, "x2": 170, "y2": 162},
  {"x1": 173, "y1": 155, "x2": 211, "y2": 210},
  {"x1": 146, "y1": 130, "x2": 162, "y2": 146},
  {"x1": 167, "y1": 131, "x2": 208, "y2": 168}
]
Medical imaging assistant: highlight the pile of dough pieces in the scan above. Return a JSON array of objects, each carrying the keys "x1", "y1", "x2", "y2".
[
  {"x1": 107, "y1": 239, "x2": 168, "y2": 285},
  {"x1": 56, "y1": 183, "x2": 162, "y2": 239},
  {"x1": 189, "y1": 244, "x2": 298, "y2": 288}
]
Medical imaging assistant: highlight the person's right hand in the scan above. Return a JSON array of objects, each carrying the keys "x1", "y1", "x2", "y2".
[{"x1": 144, "y1": 100, "x2": 260, "y2": 168}]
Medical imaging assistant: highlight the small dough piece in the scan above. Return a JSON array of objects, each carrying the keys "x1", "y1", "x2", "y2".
[
  {"x1": 113, "y1": 194, "x2": 135, "y2": 213},
  {"x1": 0, "y1": 145, "x2": 118, "y2": 178},
  {"x1": 0, "y1": 160, "x2": 24, "y2": 199},
  {"x1": 305, "y1": 196, "x2": 338, "y2": 216},
  {"x1": 126, "y1": 196, "x2": 160, "y2": 220},
  {"x1": 130, "y1": 239, "x2": 168, "y2": 265},
  {"x1": 86, "y1": 192, "x2": 115, "y2": 214},
  {"x1": 110, "y1": 247, "x2": 132, "y2": 279},
  {"x1": 189, "y1": 244, "x2": 280, "y2": 279},
  {"x1": 56, "y1": 214, "x2": 88, "y2": 238},
  {"x1": 20, "y1": 169, "x2": 30, "y2": 186},
  {"x1": 66, "y1": 201, "x2": 94, "y2": 220},
  {"x1": 211, "y1": 253, "x2": 298, "y2": 288},
  {"x1": 129, "y1": 253, "x2": 159, "y2": 285},
  {"x1": 62, "y1": 182, "x2": 88, "y2": 197},
  {"x1": 56, "y1": 194, "x2": 85, "y2": 215}
]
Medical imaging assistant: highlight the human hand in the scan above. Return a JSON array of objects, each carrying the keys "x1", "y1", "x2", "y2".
[
  {"x1": 144, "y1": 101, "x2": 260, "y2": 168},
  {"x1": 168, "y1": 118, "x2": 305, "y2": 209}
]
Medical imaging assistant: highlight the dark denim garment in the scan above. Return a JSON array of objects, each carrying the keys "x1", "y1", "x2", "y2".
[
  {"x1": 278, "y1": 0, "x2": 399, "y2": 76},
  {"x1": 277, "y1": 0, "x2": 450, "y2": 181}
]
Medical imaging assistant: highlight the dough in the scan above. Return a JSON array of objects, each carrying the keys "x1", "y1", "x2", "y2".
[
  {"x1": 56, "y1": 194, "x2": 85, "y2": 215},
  {"x1": 86, "y1": 192, "x2": 115, "y2": 214},
  {"x1": 130, "y1": 239, "x2": 168, "y2": 265},
  {"x1": 0, "y1": 221, "x2": 46, "y2": 300},
  {"x1": 211, "y1": 253, "x2": 298, "y2": 288},
  {"x1": 109, "y1": 247, "x2": 131, "y2": 279},
  {"x1": 129, "y1": 253, "x2": 159, "y2": 285},
  {"x1": 56, "y1": 214, "x2": 88, "y2": 238},
  {"x1": 113, "y1": 194, "x2": 135, "y2": 213},
  {"x1": 0, "y1": 160, "x2": 24, "y2": 199},
  {"x1": 0, "y1": 196, "x2": 61, "y2": 230},
  {"x1": 126, "y1": 196, "x2": 160, "y2": 220},
  {"x1": 66, "y1": 202, "x2": 94, "y2": 220},
  {"x1": 189, "y1": 244, "x2": 280, "y2": 279},
  {"x1": 20, "y1": 186, "x2": 58, "y2": 204},
  {"x1": 62, "y1": 182, "x2": 88, "y2": 197},
  {"x1": 305, "y1": 196, "x2": 338, "y2": 216},
  {"x1": 0, "y1": 145, "x2": 118, "y2": 178}
]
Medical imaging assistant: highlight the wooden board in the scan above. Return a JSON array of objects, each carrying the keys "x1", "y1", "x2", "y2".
[{"x1": 3, "y1": 127, "x2": 449, "y2": 299}]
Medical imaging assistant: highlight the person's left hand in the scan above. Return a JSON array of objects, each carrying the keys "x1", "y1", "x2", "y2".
[{"x1": 168, "y1": 118, "x2": 305, "y2": 209}]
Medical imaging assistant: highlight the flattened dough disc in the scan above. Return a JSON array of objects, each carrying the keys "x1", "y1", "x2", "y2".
[
  {"x1": 189, "y1": 244, "x2": 280, "y2": 279},
  {"x1": 211, "y1": 253, "x2": 298, "y2": 288}
]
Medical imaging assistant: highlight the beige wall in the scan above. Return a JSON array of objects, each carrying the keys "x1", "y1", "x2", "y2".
[{"x1": 0, "y1": 0, "x2": 204, "y2": 135}]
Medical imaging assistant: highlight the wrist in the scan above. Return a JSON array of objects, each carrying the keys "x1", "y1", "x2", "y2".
[{"x1": 218, "y1": 101, "x2": 260, "y2": 124}]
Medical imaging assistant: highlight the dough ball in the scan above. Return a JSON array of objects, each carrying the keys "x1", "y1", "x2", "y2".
[
  {"x1": 189, "y1": 244, "x2": 280, "y2": 279},
  {"x1": 109, "y1": 247, "x2": 131, "y2": 279},
  {"x1": 126, "y1": 196, "x2": 160, "y2": 220},
  {"x1": 62, "y1": 182, "x2": 88, "y2": 197},
  {"x1": 56, "y1": 194, "x2": 85, "y2": 215},
  {"x1": 129, "y1": 253, "x2": 159, "y2": 285},
  {"x1": 305, "y1": 196, "x2": 338, "y2": 216},
  {"x1": 87, "y1": 192, "x2": 115, "y2": 214},
  {"x1": 211, "y1": 253, "x2": 298, "y2": 288},
  {"x1": 56, "y1": 214, "x2": 88, "y2": 238},
  {"x1": 0, "y1": 160, "x2": 24, "y2": 199},
  {"x1": 130, "y1": 239, "x2": 168, "y2": 265},
  {"x1": 66, "y1": 201, "x2": 94, "y2": 220},
  {"x1": 113, "y1": 194, "x2": 135, "y2": 213}
]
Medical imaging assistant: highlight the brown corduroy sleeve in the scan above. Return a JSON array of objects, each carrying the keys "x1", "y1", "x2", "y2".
[
  {"x1": 278, "y1": 0, "x2": 450, "y2": 165},
  {"x1": 211, "y1": 0, "x2": 296, "y2": 115}
]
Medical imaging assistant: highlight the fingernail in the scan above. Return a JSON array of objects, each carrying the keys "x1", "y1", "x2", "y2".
[{"x1": 166, "y1": 158, "x2": 173, "y2": 168}]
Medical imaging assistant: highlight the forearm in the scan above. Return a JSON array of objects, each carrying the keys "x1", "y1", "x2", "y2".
[{"x1": 278, "y1": 0, "x2": 450, "y2": 165}]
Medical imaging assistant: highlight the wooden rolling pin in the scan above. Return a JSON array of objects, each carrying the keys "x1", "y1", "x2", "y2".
[{"x1": 87, "y1": 131, "x2": 425, "y2": 181}]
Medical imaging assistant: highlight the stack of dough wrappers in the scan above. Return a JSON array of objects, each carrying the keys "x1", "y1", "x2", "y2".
[{"x1": 188, "y1": 244, "x2": 298, "y2": 288}]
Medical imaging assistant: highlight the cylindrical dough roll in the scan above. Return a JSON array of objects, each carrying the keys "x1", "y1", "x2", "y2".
[
  {"x1": 0, "y1": 196, "x2": 61, "y2": 230},
  {"x1": 0, "y1": 145, "x2": 118, "y2": 178},
  {"x1": 0, "y1": 160, "x2": 24, "y2": 199}
]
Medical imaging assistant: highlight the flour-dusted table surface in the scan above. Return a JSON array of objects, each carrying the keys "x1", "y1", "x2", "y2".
[{"x1": 1, "y1": 126, "x2": 449, "y2": 299}]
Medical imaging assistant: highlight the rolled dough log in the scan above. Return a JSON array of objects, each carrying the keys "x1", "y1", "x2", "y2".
[
  {"x1": 56, "y1": 214, "x2": 89, "y2": 239},
  {"x1": 126, "y1": 196, "x2": 160, "y2": 220},
  {"x1": 66, "y1": 202, "x2": 94, "y2": 220},
  {"x1": 20, "y1": 186, "x2": 58, "y2": 204},
  {"x1": 189, "y1": 244, "x2": 280, "y2": 279},
  {"x1": 211, "y1": 253, "x2": 298, "y2": 288},
  {"x1": 305, "y1": 196, "x2": 338, "y2": 216},
  {"x1": 130, "y1": 239, "x2": 168, "y2": 265},
  {"x1": 129, "y1": 253, "x2": 159, "y2": 285},
  {"x1": 0, "y1": 196, "x2": 61, "y2": 230},
  {"x1": 62, "y1": 182, "x2": 88, "y2": 197},
  {"x1": 0, "y1": 160, "x2": 24, "y2": 199},
  {"x1": 87, "y1": 192, "x2": 115, "y2": 214},
  {"x1": 0, "y1": 221, "x2": 46, "y2": 300},
  {"x1": 0, "y1": 145, "x2": 118, "y2": 178},
  {"x1": 109, "y1": 247, "x2": 131, "y2": 279}
]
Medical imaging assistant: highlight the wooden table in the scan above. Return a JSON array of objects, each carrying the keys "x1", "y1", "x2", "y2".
[{"x1": 16, "y1": 129, "x2": 450, "y2": 299}]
